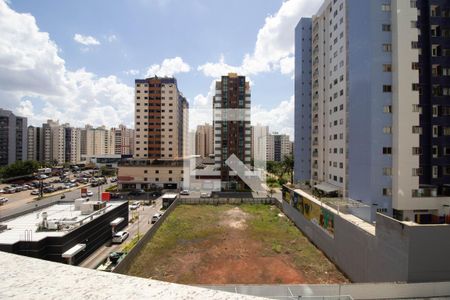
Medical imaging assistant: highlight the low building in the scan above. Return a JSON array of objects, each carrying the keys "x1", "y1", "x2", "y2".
[
  {"x1": 118, "y1": 159, "x2": 184, "y2": 190},
  {"x1": 0, "y1": 200, "x2": 128, "y2": 265},
  {"x1": 82, "y1": 154, "x2": 130, "y2": 169}
]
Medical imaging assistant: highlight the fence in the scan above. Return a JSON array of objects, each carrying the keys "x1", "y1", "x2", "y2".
[
  {"x1": 112, "y1": 197, "x2": 179, "y2": 274},
  {"x1": 179, "y1": 197, "x2": 278, "y2": 205}
]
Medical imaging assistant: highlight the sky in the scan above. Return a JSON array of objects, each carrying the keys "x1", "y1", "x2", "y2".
[{"x1": 0, "y1": 0, "x2": 322, "y2": 139}]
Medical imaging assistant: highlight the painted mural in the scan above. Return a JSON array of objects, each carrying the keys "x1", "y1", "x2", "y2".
[{"x1": 283, "y1": 187, "x2": 334, "y2": 237}]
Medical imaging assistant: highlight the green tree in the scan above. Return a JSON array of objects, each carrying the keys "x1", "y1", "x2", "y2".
[
  {"x1": 281, "y1": 154, "x2": 294, "y2": 184},
  {"x1": 100, "y1": 166, "x2": 116, "y2": 177},
  {"x1": 0, "y1": 160, "x2": 40, "y2": 179}
]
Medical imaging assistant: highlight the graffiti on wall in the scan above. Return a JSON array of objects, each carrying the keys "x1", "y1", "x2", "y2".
[{"x1": 283, "y1": 187, "x2": 334, "y2": 237}]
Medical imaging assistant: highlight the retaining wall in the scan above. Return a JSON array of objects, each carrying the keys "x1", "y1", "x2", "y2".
[{"x1": 281, "y1": 187, "x2": 450, "y2": 283}]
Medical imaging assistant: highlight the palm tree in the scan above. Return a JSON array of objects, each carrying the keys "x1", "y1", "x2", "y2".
[{"x1": 281, "y1": 154, "x2": 294, "y2": 184}]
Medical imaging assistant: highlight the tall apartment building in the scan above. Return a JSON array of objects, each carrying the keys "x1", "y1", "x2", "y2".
[
  {"x1": 134, "y1": 77, "x2": 188, "y2": 160},
  {"x1": 266, "y1": 132, "x2": 292, "y2": 162},
  {"x1": 80, "y1": 125, "x2": 115, "y2": 157},
  {"x1": 111, "y1": 125, "x2": 134, "y2": 156},
  {"x1": 295, "y1": 0, "x2": 450, "y2": 223},
  {"x1": 40, "y1": 120, "x2": 82, "y2": 165},
  {"x1": 0, "y1": 109, "x2": 27, "y2": 166},
  {"x1": 42, "y1": 120, "x2": 59, "y2": 164},
  {"x1": 213, "y1": 73, "x2": 252, "y2": 190},
  {"x1": 251, "y1": 125, "x2": 269, "y2": 166},
  {"x1": 27, "y1": 126, "x2": 43, "y2": 162},
  {"x1": 195, "y1": 123, "x2": 214, "y2": 158},
  {"x1": 64, "y1": 127, "x2": 81, "y2": 164},
  {"x1": 294, "y1": 18, "x2": 312, "y2": 182}
]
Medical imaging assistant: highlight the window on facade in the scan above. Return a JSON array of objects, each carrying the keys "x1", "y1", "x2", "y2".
[
  {"x1": 383, "y1": 64, "x2": 392, "y2": 72},
  {"x1": 382, "y1": 188, "x2": 392, "y2": 196},
  {"x1": 382, "y1": 147, "x2": 392, "y2": 154},
  {"x1": 382, "y1": 24, "x2": 391, "y2": 31},
  {"x1": 384, "y1": 105, "x2": 392, "y2": 113},
  {"x1": 383, "y1": 85, "x2": 392, "y2": 92},
  {"x1": 382, "y1": 44, "x2": 392, "y2": 52},
  {"x1": 383, "y1": 168, "x2": 392, "y2": 176},
  {"x1": 412, "y1": 126, "x2": 422, "y2": 134}
]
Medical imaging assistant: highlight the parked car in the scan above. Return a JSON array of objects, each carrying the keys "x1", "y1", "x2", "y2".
[
  {"x1": 149, "y1": 191, "x2": 162, "y2": 197},
  {"x1": 4, "y1": 188, "x2": 16, "y2": 194},
  {"x1": 112, "y1": 231, "x2": 129, "y2": 244},
  {"x1": 180, "y1": 190, "x2": 190, "y2": 195},
  {"x1": 128, "y1": 189, "x2": 145, "y2": 196},
  {"x1": 86, "y1": 191, "x2": 93, "y2": 197},
  {"x1": 0, "y1": 197, "x2": 8, "y2": 205},
  {"x1": 151, "y1": 213, "x2": 162, "y2": 224},
  {"x1": 200, "y1": 192, "x2": 211, "y2": 198},
  {"x1": 129, "y1": 201, "x2": 141, "y2": 210},
  {"x1": 30, "y1": 190, "x2": 40, "y2": 195},
  {"x1": 110, "y1": 177, "x2": 117, "y2": 183}
]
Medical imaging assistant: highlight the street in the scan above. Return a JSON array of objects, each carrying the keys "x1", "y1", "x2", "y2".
[{"x1": 79, "y1": 198, "x2": 163, "y2": 269}]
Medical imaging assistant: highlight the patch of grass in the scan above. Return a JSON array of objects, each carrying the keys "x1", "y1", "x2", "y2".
[
  {"x1": 122, "y1": 234, "x2": 142, "y2": 253},
  {"x1": 125, "y1": 204, "x2": 348, "y2": 283},
  {"x1": 105, "y1": 184, "x2": 118, "y2": 192}
]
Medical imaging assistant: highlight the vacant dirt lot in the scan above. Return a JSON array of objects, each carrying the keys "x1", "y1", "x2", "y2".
[{"x1": 125, "y1": 204, "x2": 348, "y2": 284}]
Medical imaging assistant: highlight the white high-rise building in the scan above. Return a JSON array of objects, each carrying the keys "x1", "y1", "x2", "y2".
[
  {"x1": 266, "y1": 132, "x2": 291, "y2": 162},
  {"x1": 295, "y1": 0, "x2": 450, "y2": 222}
]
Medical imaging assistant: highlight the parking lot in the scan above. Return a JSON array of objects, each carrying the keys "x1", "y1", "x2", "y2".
[{"x1": 0, "y1": 170, "x2": 115, "y2": 216}]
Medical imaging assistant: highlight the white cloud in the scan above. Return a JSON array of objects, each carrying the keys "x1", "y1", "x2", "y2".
[
  {"x1": 145, "y1": 57, "x2": 190, "y2": 77},
  {"x1": 198, "y1": 0, "x2": 321, "y2": 77},
  {"x1": 124, "y1": 69, "x2": 140, "y2": 76},
  {"x1": 73, "y1": 33, "x2": 100, "y2": 46},
  {"x1": 252, "y1": 95, "x2": 294, "y2": 139},
  {"x1": 0, "y1": 1, "x2": 133, "y2": 127},
  {"x1": 17, "y1": 99, "x2": 34, "y2": 119},
  {"x1": 194, "y1": 94, "x2": 208, "y2": 107},
  {"x1": 197, "y1": 54, "x2": 242, "y2": 78},
  {"x1": 279, "y1": 56, "x2": 295, "y2": 75},
  {"x1": 106, "y1": 34, "x2": 117, "y2": 42}
]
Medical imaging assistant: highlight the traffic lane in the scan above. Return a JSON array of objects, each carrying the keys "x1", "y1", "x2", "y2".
[{"x1": 79, "y1": 199, "x2": 163, "y2": 269}]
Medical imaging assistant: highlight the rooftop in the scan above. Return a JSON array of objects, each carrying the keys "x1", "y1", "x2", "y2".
[{"x1": 0, "y1": 201, "x2": 125, "y2": 245}]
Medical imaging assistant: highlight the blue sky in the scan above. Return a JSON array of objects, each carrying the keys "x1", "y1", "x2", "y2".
[{"x1": 0, "y1": 0, "x2": 322, "y2": 139}]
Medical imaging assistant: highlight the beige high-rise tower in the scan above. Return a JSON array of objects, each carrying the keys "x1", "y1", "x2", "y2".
[
  {"x1": 134, "y1": 77, "x2": 188, "y2": 159},
  {"x1": 195, "y1": 123, "x2": 213, "y2": 158}
]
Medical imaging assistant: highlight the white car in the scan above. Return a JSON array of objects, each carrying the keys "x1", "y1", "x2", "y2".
[
  {"x1": 129, "y1": 201, "x2": 141, "y2": 210},
  {"x1": 0, "y1": 197, "x2": 8, "y2": 205},
  {"x1": 180, "y1": 190, "x2": 190, "y2": 195},
  {"x1": 30, "y1": 190, "x2": 40, "y2": 195},
  {"x1": 86, "y1": 191, "x2": 94, "y2": 197},
  {"x1": 112, "y1": 231, "x2": 129, "y2": 244},
  {"x1": 151, "y1": 213, "x2": 162, "y2": 224},
  {"x1": 200, "y1": 192, "x2": 211, "y2": 198}
]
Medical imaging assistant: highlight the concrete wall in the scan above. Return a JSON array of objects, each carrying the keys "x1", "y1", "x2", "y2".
[{"x1": 281, "y1": 187, "x2": 450, "y2": 283}]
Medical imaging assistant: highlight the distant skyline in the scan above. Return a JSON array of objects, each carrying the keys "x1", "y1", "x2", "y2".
[{"x1": 0, "y1": 0, "x2": 322, "y2": 138}]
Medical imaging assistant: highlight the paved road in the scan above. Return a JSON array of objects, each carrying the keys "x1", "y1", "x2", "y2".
[
  {"x1": 79, "y1": 198, "x2": 163, "y2": 269},
  {"x1": 0, "y1": 182, "x2": 113, "y2": 219}
]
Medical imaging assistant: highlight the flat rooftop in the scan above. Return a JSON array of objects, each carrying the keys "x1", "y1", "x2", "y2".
[{"x1": 0, "y1": 201, "x2": 126, "y2": 245}]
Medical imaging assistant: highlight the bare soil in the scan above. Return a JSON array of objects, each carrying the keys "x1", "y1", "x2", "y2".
[{"x1": 126, "y1": 205, "x2": 348, "y2": 284}]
